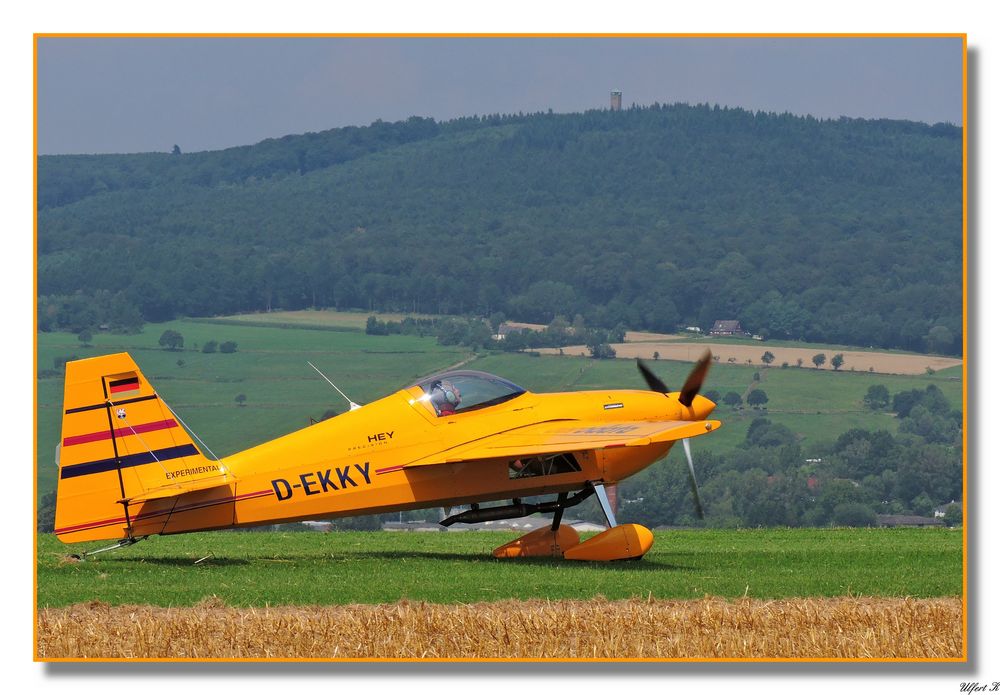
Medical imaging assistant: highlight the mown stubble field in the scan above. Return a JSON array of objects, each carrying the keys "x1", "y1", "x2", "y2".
[{"x1": 38, "y1": 596, "x2": 962, "y2": 660}]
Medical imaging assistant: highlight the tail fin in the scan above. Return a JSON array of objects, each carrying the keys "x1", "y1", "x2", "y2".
[{"x1": 54, "y1": 353, "x2": 230, "y2": 543}]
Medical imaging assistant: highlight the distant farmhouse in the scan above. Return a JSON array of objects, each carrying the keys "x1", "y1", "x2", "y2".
[
  {"x1": 876, "y1": 515, "x2": 944, "y2": 528},
  {"x1": 492, "y1": 322, "x2": 515, "y2": 341},
  {"x1": 709, "y1": 320, "x2": 745, "y2": 337},
  {"x1": 934, "y1": 501, "x2": 960, "y2": 518}
]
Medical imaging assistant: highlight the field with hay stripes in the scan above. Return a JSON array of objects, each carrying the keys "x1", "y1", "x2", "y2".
[{"x1": 37, "y1": 597, "x2": 963, "y2": 660}]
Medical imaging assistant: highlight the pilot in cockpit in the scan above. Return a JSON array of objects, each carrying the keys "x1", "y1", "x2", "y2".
[{"x1": 428, "y1": 379, "x2": 462, "y2": 416}]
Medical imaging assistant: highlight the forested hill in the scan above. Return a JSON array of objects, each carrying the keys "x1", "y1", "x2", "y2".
[{"x1": 37, "y1": 104, "x2": 963, "y2": 355}]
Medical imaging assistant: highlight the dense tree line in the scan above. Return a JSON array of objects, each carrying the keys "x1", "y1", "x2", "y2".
[
  {"x1": 38, "y1": 104, "x2": 962, "y2": 354},
  {"x1": 619, "y1": 383, "x2": 962, "y2": 528}
]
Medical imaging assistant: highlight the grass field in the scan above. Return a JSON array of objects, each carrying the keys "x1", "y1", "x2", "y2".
[
  {"x1": 37, "y1": 528, "x2": 961, "y2": 608},
  {"x1": 36, "y1": 321, "x2": 963, "y2": 502}
]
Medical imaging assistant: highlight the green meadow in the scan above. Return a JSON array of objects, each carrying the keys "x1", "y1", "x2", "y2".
[
  {"x1": 35, "y1": 528, "x2": 962, "y2": 607},
  {"x1": 36, "y1": 318, "x2": 962, "y2": 502}
]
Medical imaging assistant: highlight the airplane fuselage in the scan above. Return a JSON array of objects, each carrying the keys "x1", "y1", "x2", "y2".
[{"x1": 124, "y1": 386, "x2": 707, "y2": 538}]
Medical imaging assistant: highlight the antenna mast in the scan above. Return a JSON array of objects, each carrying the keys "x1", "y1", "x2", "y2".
[{"x1": 307, "y1": 362, "x2": 361, "y2": 411}]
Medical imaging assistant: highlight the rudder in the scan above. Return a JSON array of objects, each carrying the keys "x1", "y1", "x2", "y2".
[{"x1": 54, "y1": 352, "x2": 225, "y2": 543}]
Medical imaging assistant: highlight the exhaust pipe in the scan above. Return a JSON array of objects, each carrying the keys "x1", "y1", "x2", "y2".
[{"x1": 440, "y1": 487, "x2": 594, "y2": 527}]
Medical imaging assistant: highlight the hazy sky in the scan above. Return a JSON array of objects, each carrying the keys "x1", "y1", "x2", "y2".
[{"x1": 37, "y1": 36, "x2": 964, "y2": 155}]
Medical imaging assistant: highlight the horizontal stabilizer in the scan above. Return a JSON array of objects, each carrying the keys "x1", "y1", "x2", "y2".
[{"x1": 119, "y1": 472, "x2": 234, "y2": 503}]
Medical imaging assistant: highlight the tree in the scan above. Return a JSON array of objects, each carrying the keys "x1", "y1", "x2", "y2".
[
  {"x1": 219, "y1": 341, "x2": 238, "y2": 353},
  {"x1": 202, "y1": 340, "x2": 218, "y2": 353},
  {"x1": 898, "y1": 405, "x2": 960, "y2": 445},
  {"x1": 588, "y1": 342, "x2": 616, "y2": 359},
  {"x1": 816, "y1": 479, "x2": 867, "y2": 521},
  {"x1": 925, "y1": 325, "x2": 954, "y2": 354},
  {"x1": 653, "y1": 351, "x2": 660, "y2": 361},
  {"x1": 489, "y1": 312, "x2": 507, "y2": 333},
  {"x1": 894, "y1": 445, "x2": 961, "y2": 505},
  {"x1": 464, "y1": 320, "x2": 494, "y2": 351},
  {"x1": 832, "y1": 503, "x2": 877, "y2": 527},
  {"x1": 547, "y1": 315, "x2": 571, "y2": 338},
  {"x1": 704, "y1": 390, "x2": 721, "y2": 403},
  {"x1": 892, "y1": 384, "x2": 951, "y2": 419},
  {"x1": 159, "y1": 329, "x2": 184, "y2": 351},
  {"x1": 812, "y1": 353, "x2": 826, "y2": 369},
  {"x1": 943, "y1": 503, "x2": 962, "y2": 527},
  {"x1": 761, "y1": 351, "x2": 775, "y2": 366},
  {"x1": 831, "y1": 353, "x2": 845, "y2": 371},
  {"x1": 723, "y1": 391, "x2": 743, "y2": 408},
  {"x1": 747, "y1": 389, "x2": 769, "y2": 408},
  {"x1": 864, "y1": 384, "x2": 890, "y2": 410},
  {"x1": 796, "y1": 358, "x2": 804, "y2": 368},
  {"x1": 892, "y1": 388, "x2": 924, "y2": 418},
  {"x1": 235, "y1": 393, "x2": 247, "y2": 407},
  {"x1": 745, "y1": 417, "x2": 795, "y2": 448},
  {"x1": 172, "y1": 144, "x2": 182, "y2": 155},
  {"x1": 77, "y1": 329, "x2": 92, "y2": 346},
  {"x1": 176, "y1": 358, "x2": 185, "y2": 368},
  {"x1": 910, "y1": 492, "x2": 935, "y2": 517}
]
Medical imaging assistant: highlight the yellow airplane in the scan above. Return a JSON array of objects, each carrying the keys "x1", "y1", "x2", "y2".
[{"x1": 52, "y1": 351, "x2": 719, "y2": 561}]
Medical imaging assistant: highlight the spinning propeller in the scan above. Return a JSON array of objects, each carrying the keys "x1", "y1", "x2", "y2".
[{"x1": 637, "y1": 350, "x2": 713, "y2": 519}]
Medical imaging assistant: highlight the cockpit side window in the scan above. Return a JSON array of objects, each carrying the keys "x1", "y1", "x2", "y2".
[
  {"x1": 508, "y1": 453, "x2": 582, "y2": 479},
  {"x1": 411, "y1": 371, "x2": 526, "y2": 417}
]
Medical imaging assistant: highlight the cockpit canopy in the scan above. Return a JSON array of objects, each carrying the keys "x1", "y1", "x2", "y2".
[{"x1": 410, "y1": 370, "x2": 527, "y2": 417}]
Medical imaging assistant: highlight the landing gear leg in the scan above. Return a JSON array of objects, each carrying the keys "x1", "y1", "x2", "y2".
[
  {"x1": 592, "y1": 482, "x2": 618, "y2": 528},
  {"x1": 551, "y1": 492, "x2": 568, "y2": 531},
  {"x1": 493, "y1": 492, "x2": 580, "y2": 558}
]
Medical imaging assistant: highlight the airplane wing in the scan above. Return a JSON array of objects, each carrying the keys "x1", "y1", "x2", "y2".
[{"x1": 400, "y1": 419, "x2": 720, "y2": 469}]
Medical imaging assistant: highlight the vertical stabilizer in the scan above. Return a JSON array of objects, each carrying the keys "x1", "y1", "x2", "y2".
[{"x1": 54, "y1": 353, "x2": 222, "y2": 543}]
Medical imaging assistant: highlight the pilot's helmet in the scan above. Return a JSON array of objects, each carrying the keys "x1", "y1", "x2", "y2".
[{"x1": 437, "y1": 379, "x2": 461, "y2": 406}]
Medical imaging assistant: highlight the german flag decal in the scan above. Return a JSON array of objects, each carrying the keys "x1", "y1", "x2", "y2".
[{"x1": 108, "y1": 374, "x2": 140, "y2": 398}]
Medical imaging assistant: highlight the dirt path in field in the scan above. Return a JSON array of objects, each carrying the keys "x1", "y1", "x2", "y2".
[
  {"x1": 536, "y1": 342, "x2": 962, "y2": 376},
  {"x1": 37, "y1": 597, "x2": 961, "y2": 660}
]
